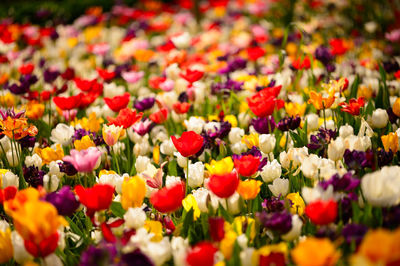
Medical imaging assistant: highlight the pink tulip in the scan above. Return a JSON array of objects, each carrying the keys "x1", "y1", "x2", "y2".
[
  {"x1": 121, "y1": 71, "x2": 144, "y2": 83},
  {"x1": 63, "y1": 147, "x2": 101, "y2": 173}
]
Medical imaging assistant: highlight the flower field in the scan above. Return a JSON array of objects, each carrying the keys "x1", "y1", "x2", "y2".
[{"x1": 1, "y1": 0, "x2": 400, "y2": 265}]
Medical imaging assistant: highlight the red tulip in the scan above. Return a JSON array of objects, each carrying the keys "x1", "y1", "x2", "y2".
[
  {"x1": 79, "y1": 92, "x2": 99, "y2": 109},
  {"x1": 339, "y1": 97, "x2": 365, "y2": 116},
  {"x1": 173, "y1": 102, "x2": 191, "y2": 114},
  {"x1": 104, "y1": 93, "x2": 130, "y2": 112},
  {"x1": 75, "y1": 184, "x2": 115, "y2": 218},
  {"x1": 305, "y1": 199, "x2": 338, "y2": 225},
  {"x1": 150, "y1": 182, "x2": 185, "y2": 213},
  {"x1": 24, "y1": 232, "x2": 59, "y2": 258},
  {"x1": 180, "y1": 69, "x2": 204, "y2": 84},
  {"x1": 208, "y1": 171, "x2": 239, "y2": 198},
  {"x1": 0, "y1": 186, "x2": 17, "y2": 204},
  {"x1": 247, "y1": 46, "x2": 265, "y2": 61},
  {"x1": 100, "y1": 219, "x2": 125, "y2": 243},
  {"x1": 292, "y1": 55, "x2": 311, "y2": 70},
  {"x1": 234, "y1": 155, "x2": 260, "y2": 177},
  {"x1": 61, "y1": 67, "x2": 75, "y2": 80},
  {"x1": 149, "y1": 107, "x2": 169, "y2": 124},
  {"x1": 53, "y1": 93, "x2": 82, "y2": 110},
  {"x1": 149, "y1": 76, "x2": 167, "y2": 89},
  {"x1": 259, "y1": 252, "x2": 286, "y2": 266},
  {"x1": 107, "y1": 108, "x2": 143, "y2": 129},
  {"x1": 18, "y1": 63, "x2": 34, "y2": 75},
  {"x1": 171, "y1": 131, "x2": 204, "y2": 157},
  {"x1": 74, "y1": 78, "x2": 103, "y2": 94},
  {"x1": 247, "y1": 87, "x2": 284, "y2": 117},
  {"x1": 329, "y1": 38, "x2": 348, "y2": 56},
  {"x1": 97, "y1": 68, "x2": 116, "y2": 81},
  {"x1": 186, "y1": 242, "x2": 218, "y2": 266},
  {"x1": 208, "y1": 217, "x2": 225, "y2": 242}
]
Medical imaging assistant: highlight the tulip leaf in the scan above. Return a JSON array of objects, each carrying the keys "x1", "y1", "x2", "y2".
[
  {"x1": 168, "y1": 159, "x2": 178, "y2": 176},
  {"x1": 375, "y1": 64, "x2": 390, "y2": 109},
  {"x1": 349, "y1": 75, "x2": 359, "y2": 99},
  {"x1": 182, "y1": 208, "x2": 194, "y2": 237},
  {"x1": 111, "y1": 201, "x2": 126, "y2": 218},
  {"x1": 218, "y1": 203, "x2": 233, "y2": 223}
]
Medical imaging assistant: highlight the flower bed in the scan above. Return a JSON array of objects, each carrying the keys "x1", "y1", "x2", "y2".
[{"x1": 0, "y1": 1, "x2": 400, "y2": 265}]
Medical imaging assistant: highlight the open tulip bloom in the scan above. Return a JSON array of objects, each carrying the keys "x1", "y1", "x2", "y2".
[{"x1": 1, "y1": 1, "x2": 400, "y2": 265}]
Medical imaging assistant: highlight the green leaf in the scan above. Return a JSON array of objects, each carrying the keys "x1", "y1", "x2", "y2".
[
  {"x1": 182, "y1": 208, "x2": 194, "y2": 237},
  {"x1": 349, "y1": 75, "x2": 359, "y2": 99},
  {"x1": 218, "y1": 203, "x2": 233, "y2": 223},
  {"x1": 375, "y1": 64, "x2": 390, "y2": 109},
  {"x1": 168, "y1": 159, "x2": 178, "y2": 176},
  {"x1": 111, "y1": 202, "x2": 126, "y2": 218}
]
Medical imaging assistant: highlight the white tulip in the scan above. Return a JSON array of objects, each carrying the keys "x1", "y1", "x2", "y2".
[
  {"x1": 259, "y1": 134, "x2": 276, "y2": 154},
  {"x1": 367, "y1": 108, "x2": 389, "y2": 128},
  {"x1": 361, "y1": 166, "x2": 400, "y2": 207},
  {"x1": 186, "y1": 162, "x2": 204, "y2": 188},
  {"x1": 260, "y1": 159, "x2": 282, "y2": 183},
  {"x1": 25, "y1": 154, "x2": 42, "y2": 169},
  {"x1": 268, "y1": 178, "x2": 289, "y2": 197},
  {"x1": 229, "y1": 127, "x2": 245, "y2": 144},
  {"x1": 50, "y1": 123, "x2": 75, "y2": 146},
  {"x1": 124, "y1": 207, "x2": 147, "y2": 229},
  {"x1": 43, "y1": 174, "x2": 60, "y2": 192},
  {"x1": 282, "y1": 214, "x2": 303, "y2": 241}
]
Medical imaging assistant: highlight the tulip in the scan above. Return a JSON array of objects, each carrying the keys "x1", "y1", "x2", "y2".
[
  {"x1": 368, "y1": 108, "x2": 388, "y2": 128},
  {"x1": 63, "y1": 147, "x2": 101, "y2": 173},
  {"x1": 208, "y1": 171, "x2": 239, "y2": 198},
  {"x1": 150, "y1": 182, "x2": 185, "y2": 213},
  {"x1": 102, "y1": 124, "x2": 124, "y2": 146},
  {"x1": 186, "y1": 242, "x2": 218, "y2": 266},
  {"x1": 237, "y1": 179, "x2": 262, "y2": 200},
  {"x1": 104, "y1": 93, "x2": 130, "y2": 112},
  {"x1": 107, "y1": 108, "x2": 142, "y2": 129},
  {"x1": 0, "y1": 223, "x2": 13, "y2": 263},
  {"x1": 292, "y1": 237, "x2": 340, "y2": 266},
  {"x1": 171, "y1": 131, "x2": 204, "y2": 157},
  {"x1": 5, "y1": 199, "x2": 67, "y2": 258},
  {"x1": 149, "y1": 107, "x2": 168, "y2": 124},
  {"x1": 381, "y1": 132, "x2": 399, "y2": 153},
  {"x1": 208, "y1": 217, "x2": 225, "y2": 242},
  {"x1": 121, "y1": 176, "x2": 146, "y2": 210},
  {"x1": 75, "y1": 184, "x2": 114, "y2": 217},
  {"x1": 234, "y1": 155, "x2": 260, "y2": 177},
  {"x1": 339, "y1": 97, "x2": 365, "y2": 116},
  {"x1": 247, "y1": 87, "x2": 284, "y2": 117},
  {"x1": 307, "y1": 89, "x2": 335, "y2": 110},
  {"x1": 305, "y1": 200, "x2": 337, "y2": 225},
  {"x1": 205, "y1": 157, "x2": 234, "y2": 176},
  {"x1": 268, "y1": 178, "x2": 289, "y2": 197}
]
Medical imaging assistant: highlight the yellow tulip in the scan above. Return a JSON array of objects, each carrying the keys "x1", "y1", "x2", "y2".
[
  {"x1": 285, "y1": 102, "x2": 307, "y2": 117},
  {"x1": 242, "y1": 133, "x2": 259, "y2": 149},
  {"x1": 102, "y1": 124, "x2": 124, "y2": 146},
  {"x1": 205, "y1": 157, "x2": 234, "y2": 175},
  {"x1": 182, "y1": 194, "x2": 201, "y2": 220},
  {"x1": 381, "y1": 132, "x2": 399, "y2": 153},
  {"x1": 220, "y1": 230, "x2": 237, "y2": 259},
  {"x1": 6, "y1": 200, "x2": 68, "y2": 245},
  {"x1": 74, "y1": 135, "x2": 95, "y2": 151},
  {"x1": 34, "y1": 144, "x2": 64, "y2": 165},
  {"x1": 144, "y1": 221, "x2": 163, "y2": 242},
  {"x1": 0, "y1": 226, "x2": 13, "y2": 263},
  {"x1": 121, "y1": 176, "x2": 147, "y2": 210},
  {"x1": 224, "y1": 115, "x2": 238, "y2": 127},
  {"x1": 286, "y1": 193, "x2": 305, "y2": 216},
  {"x1": 232, "y1": 216, "x2": 256, "y2": 241},
  {"x1": 26, "y1": 101, "x2": 45, "y2": 120}
]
